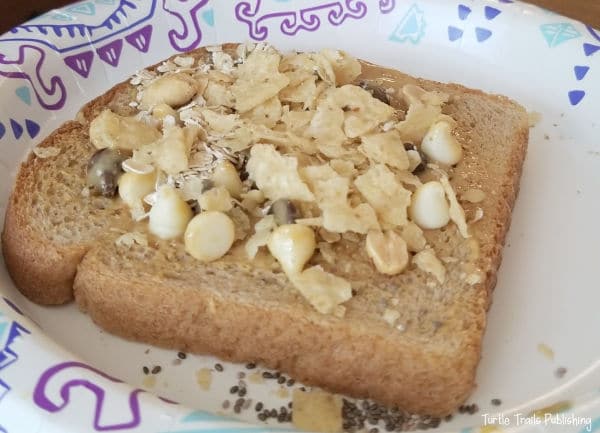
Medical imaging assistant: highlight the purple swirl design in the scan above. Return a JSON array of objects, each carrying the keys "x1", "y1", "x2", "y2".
[
  {"x1": 0, "y1": 45, "x2": 66, "y2": 110},
  {"x1": 379, "y1": 0, "x2": 396, "y2": 14},
  {"x1": 587, "y1": 25, "x2": 600, "y2": 42},
  {"x1": 235, "y1": 0, "x2": 367, "y2": 41},
  {"x1": 162, "y1": 0, "x2": 210, "y2": 52},
  {"x1": 33, "y1": 361, "x2": 144, "y2": 431}
]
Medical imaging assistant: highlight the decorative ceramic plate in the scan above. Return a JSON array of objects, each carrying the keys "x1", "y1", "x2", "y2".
[{"x1": 0, "y1": 1, "x2": 599, "y2": 432}]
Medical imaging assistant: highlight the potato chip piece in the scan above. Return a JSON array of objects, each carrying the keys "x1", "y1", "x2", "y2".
[
  {"x1": 246, "y1": 144, "x2": 314, "y2": 202},
  {"x1": 301, "y1": 164, "x2": 379, "y2": 234},
  {"x1": 401, "y1": 221, "x2": 427, "y2": 252},
  {"x1": 291, "y1": 266, "x2": 351, "y2": 315},
  {"x1": 280, "y1": 53, "x2": 319, "y2": 86},
  {"x1": 203, "y1": 81, "x2": 235, "y2": 107},
  {"x1": 231, "y1": 48, "x2": 289, "y2": 112},
  {"x1": 329, "y1": 159, "x2": 357, "y2": 178},
  {"x1": 309, "y1": 52, "x2": 337, "y2": 86},
  {"x1": 321, "y1": 202, "x2": 380, "y2": 234},
  {"x1": 307, "y1": 92, "x2": 346, "y2": 149},
  {"x1": 152, "y1": 125, "x2": 195, "y2": 174},
  {"x1": 280, "y1": 76, "x2": 318, "y2": 110},
  {"x1": 439, "y1": 175, "x2": 470, "y2": 238},
  {"x1": 359, "y1": 130, "x2": 409, "y2": 170},
  {"x1": 354, "y1": 164, "x2": 411, "y2": 228},
  {"x1": 200, "y1": 109, "x2": 240, "y2": 134},
  {"x1": 413, "y1": 249, "x2": 446, "y2": 284},
  {"x1": 216, "y1": 125, "x2": 255, "y2": 152},
  {"x1": 242, "y1": 96, "x2": 282, "y2": 128},
  {"x1": 320, "y1": 49, "x2": 362, "y2": 85},
  {"x1": 332, "y1": 85, "x2": 395, "y2": 138},
  {"x1": 245, "y1": 215, "x2": 276, "y2": 259},
  {"x1": 281, "y1": 107, "x2": 314, "y2": 134},
  {"x1": 396, "y1": 85, "x2": 452, "y2": 143}
]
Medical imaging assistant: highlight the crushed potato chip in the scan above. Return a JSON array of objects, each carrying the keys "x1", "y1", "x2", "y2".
[
  {"x1": 245, "y1": 215, "x2": 276, "y2": 259},
  {"x1": 401, "y1": 221, "x2": 427, "y2": 252},
  {"x1": 246, "y1": 144, "x2": 314, "y2": 202},
  {"x1": 329, "y1": 159, "x2": 357, "y2": 178},
  {"x1": 359, "y1": 130, "x2": 409, "y2": 170},
  {"x1": 203, "y1": 81, "x2": 235, "y2": 107},
  {"x1": 332, "y1": 85, "x2": 395, "y2": 138},
  {"x1": 291, "y1": 265, "x2": 352, "y2": 314},
  {"x1": 152, "y1": 126, "x2": 195, "y2": 174},
  {"x1": 321, "y1": 202, "x2": 380, "y2": 234},
  {"x1": 413, "y1": 249, "x2": 446, "y2": 284},
  {"x1": 320, "y1": 49, "x2": 362, "y2": 85},
  {"x1": 231, "y1": 48, "x2": 289, "y2": 112},
  {"x1": 354, "y1": 164, "x2": 411, "y2": 228},
  {"x1": 439, "y1": 175, "x2": 470, "y2": 238},
  {"x1": 33, "y1": 146, "x2": 61, "y2": 159},
  {"x1": 242, "y1": 96, "x2": 282, "y2": 128},
  {"x1": 307, "y1": 92, "x2": 346, "y2": 149},
  {"x1": 281, "y1": 107, "x2": 314, "y2": 135},
  {"x1": 280, "y1": 76, "x2": 318, "y2": 110}
]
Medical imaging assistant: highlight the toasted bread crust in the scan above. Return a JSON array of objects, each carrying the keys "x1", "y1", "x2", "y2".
[
  {"x1": 2, "y1": 44, "x2": 529, "y2": 415},
  {"x1": 1, "y1": 122, "x2": 88, "y2": 304}
]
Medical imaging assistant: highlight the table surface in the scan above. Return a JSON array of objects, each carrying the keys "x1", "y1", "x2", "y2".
[{"x1": 0, "y1": 0, "x2": 598, "y2": 38}]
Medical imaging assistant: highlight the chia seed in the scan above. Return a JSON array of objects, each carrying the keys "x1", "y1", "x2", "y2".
[
  {"x1": 255, "y1": 402, "x2": 264, "y2": 412},
  {"x1": 491, "y1": 398, "x2": 502, "y2": 406},
  {"x1": 277, "y1": 376, "x2": 286, "y2": 384},
  {"x1": 214, "y1": 363, "x2": 224, "y2": 372},
  {"x1": 258, "y1": 413, "x2": 267, "y2": 421},
  {"x1": 142, "y1": 366, "x2": 149, "y2": 375},
  {"x1": 286, "y1": 378, "x2": 295, "y2": 387},
  {"x1": 238, "y1": 388, "x2": 247, "y2": 397},
  {"x1": 237, "y1": 372, "x2": 246, "y2": 379},
  {"x1": 246, "y1": 363, "x2": 256, "y2": 369},
  {"x1": 243, "y1": 399, "x2": 252, "y2": 410},
  {"x1": 229, "y1": 386, "x2": 239, "y2": 394},
  {"x1": 222, "y1": 400, "x2": 230, "y2": 409},
  {"x1": 555, "y1": 367, "x2": 567, "y2": 378},
  {"x1": 262, "y1": 372, "x2": 274, "y2": 379},
  {"x1": 177, "y1": 352, "x2": 187, "y2": 359},
  {"x1": 269, "y1": 409, "x2": 277, "y2": 418},
  {"x1": 278, "y1": 413, "x2": 287, "y2": 423},
  {"x1": 151, "y1": 365, "x2": 161, "y2": 375},
  {"x1": 233, "y1": 405, "x2": 241, "y2": 414}
]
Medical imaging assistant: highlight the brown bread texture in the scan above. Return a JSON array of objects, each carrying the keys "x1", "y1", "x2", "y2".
[{"x1": 1, "y1": 44, "x2": 528, "y2": 416}]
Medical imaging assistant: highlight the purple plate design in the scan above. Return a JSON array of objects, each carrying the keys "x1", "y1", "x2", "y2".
[
  {"x1": 34, "y1": 361, "x2": 145, "y2": 431},
  {"x1": 234, "y1": 0, "x2": 367, "y2": 41}
]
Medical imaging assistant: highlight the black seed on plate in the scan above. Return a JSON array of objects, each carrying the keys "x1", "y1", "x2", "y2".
[
  {"x1": 246, "y1": 362, "x2": 256, "y2": 369},
  {"x1": 258, "y1": 413, "x2": 267, "y2": 421},
  {"x1": 237, "y1": 372, "x2": 246, "y2": 379},
  {"x1": 222, "y1": 400, "x2": 230, "y2": 409},
  {"x1": 229, "y1": 386, "x2": 239, "y2": 394},
  {"x1": 215, "y1": 363, "x2": 224, "y2": 372},
  {"x1": 555, "y1": 367, "x2": 567, "y2": 378},
  {"x1": 262, "y1": 372, "x2": 274, "y2": 379},
  {"x1": 142, "y1": 366, "x2": 149, "y2": 375},
  {"x1": 238, "y1": 388, "x2": 247, "y2": 397},
  {"x1": 288, "y1": 402, "x2": 293, "y2": 409},
  {"x1": 278, "y1": 413, "x2": 287, "y2": 423},
  {"x1": 286, "y1": 378, "x2": 295, "y2": 386},
  {"x1": 277, "y1": 376, "x2": 286, "y2": 384},
  {"x1": 234, "y1": 405, "x2": 241, "y2": 414},
  {"x1": 255, "y1": 402, "x2": 264, "y2": 412},
  {"x1": 491, "y1": 398, "x2": 502, "y2": 406},
  {"x1": 151, "y1": 365, "x2": 161, "y2": 374},
  {"x1": 270, "y1": 409, "x2": 278, "y2": 418},
  {"x1": 274, "y1": 372, "x2": 281, "y2": 379},
  {"x1": 177, "y1": 351, "x2": 187, "y2": 359}
]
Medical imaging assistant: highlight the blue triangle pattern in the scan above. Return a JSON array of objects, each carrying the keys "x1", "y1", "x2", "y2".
[
  {"x1": 574, "y1": 65, "x2": 589, "y2": 80},
  {"x1": 10, "y1": 119, "x2": 23, "y2": 139},
  {"x1": 15, "y1": 86, "x2": 31, "y2": 105},
  {"x1": 568, "y1": 90, "x2": 585, "y2": 106},
  {"x1": 201, "y1": 9, "x2": 214, "y2": 26},
  {"x1": 584, "y1": 43, "x2": 600, "y2": 56},
  {"x1": 448, "y1": 26, "x2": 463, "y2": 41},
  {"x1": 66, "y1": 2, "x2": 96, "y2": 16},
  {"x1": 0, "y1": 122, "x2": 5, "y2": 140},
  {"x1": 475, "y1": 27, "x2": 492, "y2": 42},
  {"x1": 458, "y1": 4, "x2": 471, "y2": 20},
  {"x1": 485, "y1": 6, "x2": 501, "y2": 20},
  {"x1": 25, "y1": 120, "x2": 40, "y2": 139}
]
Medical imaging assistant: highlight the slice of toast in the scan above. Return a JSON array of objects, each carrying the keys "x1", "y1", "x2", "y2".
[{"x1": 1, "y1": 43, "x2": 528, "y2": 415}]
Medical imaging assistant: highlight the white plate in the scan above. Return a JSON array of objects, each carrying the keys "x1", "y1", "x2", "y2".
[{"x1": 0, "y1": 1, "x2": 599, "y2": 432}]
